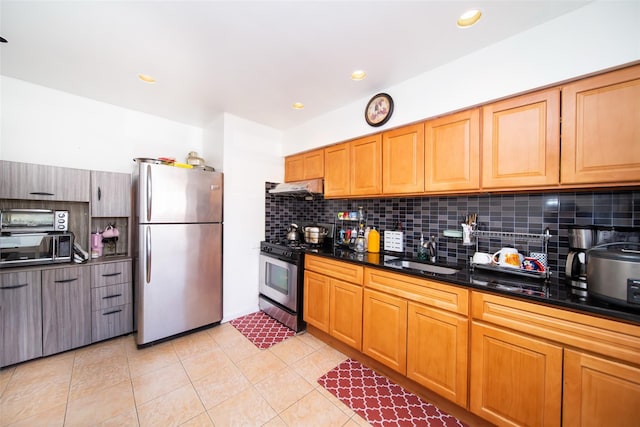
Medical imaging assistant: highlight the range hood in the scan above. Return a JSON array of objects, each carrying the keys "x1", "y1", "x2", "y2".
[{"x1": 269, "y1": 179, "x2": 323, "y2": 199}]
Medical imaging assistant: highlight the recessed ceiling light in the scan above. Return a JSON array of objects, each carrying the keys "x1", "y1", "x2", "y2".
[
  {"x1": 137, "y1": 73, "x2": 156, "y2": 84},
  {"x1": 351, "y1": 70, "x2": 366, "y2": 81},
  {"x1": 457, "y1": 9, "x2": 482, "y2": 28},
  {"x1": 292, "y1": 102, "x2": 304, "y2": 109}
]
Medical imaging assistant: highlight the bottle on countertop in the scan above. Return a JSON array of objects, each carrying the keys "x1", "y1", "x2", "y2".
[
  {"x1": 367, "y1": 226, "x2": 380, "y2": 253},
  {"x1": 417, "y1": 233, "x2": 427, "y2": 260}
]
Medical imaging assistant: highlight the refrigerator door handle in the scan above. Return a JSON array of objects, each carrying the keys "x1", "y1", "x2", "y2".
[
  {"x1": 146, "y1": 164, "x2": 152, "y2": 222},
  {"x1": 145, "y1": 226, "x2": 152, "y2": 284}
]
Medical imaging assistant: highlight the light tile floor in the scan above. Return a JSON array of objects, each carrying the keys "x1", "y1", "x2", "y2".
[{"x1": 0, "y1": 323, "x2": 372, "y2": 427}]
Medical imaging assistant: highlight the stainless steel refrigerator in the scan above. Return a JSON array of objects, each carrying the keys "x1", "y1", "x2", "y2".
[{"x1": 133, "y1": 161, "x2": 223, "y2": 345}]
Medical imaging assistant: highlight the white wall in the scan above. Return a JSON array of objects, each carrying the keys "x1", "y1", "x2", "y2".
[
  {"x1": 218, "y1": 113, "x2": 283, "y2": 322},
  {"x1": 282, "y1": 0, "x2": 640, "y2": 154},
  {"x1": 0, "y1": 77, "x2": 204, "y2": 173}
]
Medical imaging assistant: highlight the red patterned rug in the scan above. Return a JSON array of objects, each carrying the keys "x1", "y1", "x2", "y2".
[
  {"x1": 318, "y1": 359, "x2": 468, "y2": 427},
  {"x1": 229, "y1": 311, "x2": 296, "y2": 349}
]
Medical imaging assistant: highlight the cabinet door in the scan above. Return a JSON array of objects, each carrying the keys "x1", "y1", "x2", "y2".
[
  {"x1": 407, "y1": 302, "x2": 468, "y2": 408},
  {"x1": 0, "y1": 161, "x2": 89, "y2": 201},
  {"x1": 482, "y1": 88, "x2": 560, "y2": 189},
  {"x1": 92, "y1": 304, "x2": 133, "y2": 342},
  {"x1": 303, "y1": 270, "x2": 330, "y2": 333},
  {"x1": 561, "y1": 65, "x2": 640, "y2": 185},
  {"x1": 54, "y1": 167, "x2": 90, "y2": 202},
  {"x1": 362, "y1": 288, "x2": 407, "y2": 374},
  {"x1": 0, "y1": 161, "x2": 55, "y2": 200},
  {"x1": 563, "y1": 349, "x2": 640, "y2": 427},
  {"x1": 284, "y1": 154, "x2": 305, "y2": 182},
  {"x1": 351, "y1": 134, "x2": 382, "y2": 196},
  {"x1": 303, "y1": 149, "x2": 324, "y2": 179},
  {"x1": 470, "y1": 321, "x2": 562, "y2": 427},
  {"x1": 1, "y1": 271, "x2": 42, "y2": 367},
  {"x1": 382, "y1": 124, "x2": 425, "y2": 194},
  {"x1": 329, "y1": 279, "x2": 362, "y2": 350},
  {"x1": 324, "y1": 143, "x2": 350, "y2": 197},
  {"x1": 91, "y1": 170, "x2": 131, "y2": 217},
  {"x1": 425, "y1": 108, "x2": 480, "y2": 192},
  {"x1": 42, "y1": 266, "x2": 91, "y2": 356}
]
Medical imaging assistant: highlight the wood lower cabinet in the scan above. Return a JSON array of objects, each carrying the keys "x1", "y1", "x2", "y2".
[
  {"x1": 471, "y1": 291, "x2": 640, "y2": 427},
  {"x1": 284, "y1": 148, "x2": 324, "y2": 182},
  {"x1": 481, "y1": 88, "x2": 560, "y2": 189},
  {"x1": 362, "y1": 288, "x2": 407, "y2": 374},
  {"x1": 0, "y1": 270, "x2": 42, "y2": 367},
  {"x1": 470, "y1": 321, "x2": 563, "y2": 427},
  {"x1": 425, "y1": 108, "x2": 480, "y2": 193},
  {"x1": 90, "y1": 260, "x2": 133, "y2": 342},
  {"x1": 561, "y1": 64, "x2": 640, "y2": 186},
  {"x1": 330, "y1": 279, "x2": 363, "y2": 349},
  {"x1": 303, "y1": 270, "x2": 331, "y2": 333},
  {"x1": 304, "y1": 255, "x2": 363, "y2": 349},
  {"x1": 407, "y1": 302, "x2": 468, "y2": 408},
  {"x1": 363, "y1": 267, "x2": 469, "y2": 402},
  {"x1": 382, "y1": 124, "x2": 425, "y2": 194},
  {"x1": 42, "y1": 265, "x2": 91, "y2": 356},
  {"x1": 563, "y1": 349, "x2": 640, "y2": 427}
]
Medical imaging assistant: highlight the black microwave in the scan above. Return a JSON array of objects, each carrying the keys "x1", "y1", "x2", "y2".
[{"x1": 0, "y1": 232, "x2": 74, "y2": 267}]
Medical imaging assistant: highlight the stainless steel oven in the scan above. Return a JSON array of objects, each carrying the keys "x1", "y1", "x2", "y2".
[{"x1": 258, "y1": 241, "x2": 305, "y2": 332}]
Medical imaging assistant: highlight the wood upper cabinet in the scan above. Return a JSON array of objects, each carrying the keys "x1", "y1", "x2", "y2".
[
  {"x1": 382, "y1": 124, "x2": 425, "y2": 194},
  {"x1": 0, "y1": 160, "x2": 90, "y2": 202},
  {"x1": 91, "y1": 171, "x2": 131, "y2": 217},
  {"x1": 42, "y1": 265, "x2": 91, "y2": 356},
  {"x1": 561, "y1": 64, "x2": 640, "y2": 186},
  {"x1": 323, "y1": 142, "x2": 350, "y2": 197},
  {"x1": 284, "y1": 148, "x2": 324, "y2": 182},
  {"x1": 1, "y1": 270, "x2": 42, "y2": 367},
  {"x1": 362, "y1": 288, "x2": 407, "y2": 374},
  {"x1": 481, "y1": 88, "x2": 560, "y2": 189},
  {"x1": 351, "y1": 134, "x2": 382, "y2": 196},
  {"x1": 563, "y1": 349, "x2": 640, "y2": 427},
  {"x1": 470, "y1": 321, "x2": 563, "y2": 427},
  {"x1": 425, "y1": 108, "x2": 480, "y2": 192}
]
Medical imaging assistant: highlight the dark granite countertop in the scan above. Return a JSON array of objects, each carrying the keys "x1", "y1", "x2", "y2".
[{"x1": 305, "y1": 247, "x2": 640, "y2": 326}]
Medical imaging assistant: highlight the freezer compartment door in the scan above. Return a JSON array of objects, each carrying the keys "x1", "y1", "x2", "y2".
[
  {"x1": 137, "y1": 162, "x2": 222, "y2": 223},
  {"x1": 136, "y1": 223, "x2": 222, "y2": 345}
]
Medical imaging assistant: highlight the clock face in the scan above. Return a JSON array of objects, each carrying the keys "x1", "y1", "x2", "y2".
[{"x1": 365, "y1": 93, "x2": 393, "y2": 127}]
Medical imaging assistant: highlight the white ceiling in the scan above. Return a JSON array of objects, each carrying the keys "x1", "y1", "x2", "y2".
[{"x1": 0, "y1": 1, "x2": 591, "y2": 130}]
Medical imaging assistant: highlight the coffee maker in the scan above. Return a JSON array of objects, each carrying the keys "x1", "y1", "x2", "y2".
[{"x1": 565, "y1": 225, "x2": 596, "y2": 292}]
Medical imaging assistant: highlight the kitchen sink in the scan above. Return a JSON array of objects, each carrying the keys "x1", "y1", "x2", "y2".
[{"x1": 383, "y1": 258, "x2": 459, "y2": 275}]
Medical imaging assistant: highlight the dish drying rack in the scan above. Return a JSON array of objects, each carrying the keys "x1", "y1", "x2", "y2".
[{"x1": 470, "y1": 228, "x2": 552, "y2": 280}]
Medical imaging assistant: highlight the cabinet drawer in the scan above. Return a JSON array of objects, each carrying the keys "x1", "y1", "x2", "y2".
[
  {"x1": 364, "y1": 267, "x2": 468, "y2": 315},
  {"x1": 305, "y1": 255, "x2": 363, "y2": 284},
  {"x1": 91, "y1": 261, "x2": 131, "y2": 287},
  {"x1": 92, "y1": 303, "x2": 133, "y2": 343},
  {"x1": 42, "y1": 265, "x2": 90, "y2": 286},
  {"x1": 91, "y1": 283, "x2": 131, "y2": 310},
  {"x1": 472, "y1": 292, "x2": 640, "y2": 365}
]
